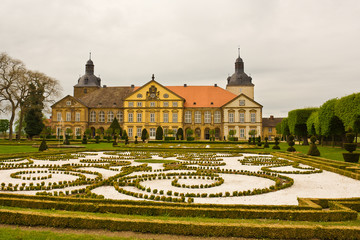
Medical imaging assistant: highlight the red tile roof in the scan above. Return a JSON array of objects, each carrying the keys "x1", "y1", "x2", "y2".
[{"x1": 167, "y1": 86, "x2": 237, "y2": 108}]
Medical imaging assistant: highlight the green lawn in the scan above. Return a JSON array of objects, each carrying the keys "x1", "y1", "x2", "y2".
[
  {"x1": 0, "y1": 226, "x2": 144, "y2": 240},
  {"x1": 0, "y1": 145, "x2": 39, "y2": 154}
]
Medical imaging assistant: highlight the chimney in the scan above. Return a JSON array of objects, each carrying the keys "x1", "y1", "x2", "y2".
[
  {"x1": 103, "y1": 85, "x2": 107, "y2": 88},
  {"x1": 214, "y1": 84, "x2": 217, "y2": 87},
  {"x1": 270, "y1": 115, "x2": 274, "y2": 120},
  {"x1": 184, "y1": 84, "x2": 187, "y2": 87},
  {"x1": 131, "y1": 84, "x2": 134, "y2": 89}
]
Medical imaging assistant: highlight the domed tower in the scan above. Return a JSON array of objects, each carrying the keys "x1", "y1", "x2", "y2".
[
  {"x1": 226, "y1": 49, "x2": 254, "y2": 99},
  {"x1": 74, "y1": 55, "x2": 101, "y2": 98}
]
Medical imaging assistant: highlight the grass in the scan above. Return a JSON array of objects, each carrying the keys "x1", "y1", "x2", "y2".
[{"x1": 0, "y1": 226, "x2": 144, "y2": 240}]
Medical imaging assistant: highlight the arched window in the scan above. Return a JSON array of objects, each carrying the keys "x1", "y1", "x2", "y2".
[
  {"x1": 107, "y1": 111, "x2": 114, "y2": 122},
  {"x1": 117, "y1": 111, "x2": 123, "y2": 122},
  {"x1": 99, "y1": 111, "x2": 105, "y2": 122},
  {"x1": 90, "y1": 111, "x2": 96, "y2": 122}
]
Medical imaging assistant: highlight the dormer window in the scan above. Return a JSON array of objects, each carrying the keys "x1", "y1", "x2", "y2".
[
  {"x1": 193, "y1": 102, "x2": 196, "y2": 105},
  {"x1": 239, "y1": 100, "x2": 245, "y2": 106},
  {"x1": 66, "y1": 101, "x2": 71, "y2": 106}
]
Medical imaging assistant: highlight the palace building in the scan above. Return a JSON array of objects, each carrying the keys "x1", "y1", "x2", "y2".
[{"x1": 51, "y1": 53, "x2": 263, "y2": 140}]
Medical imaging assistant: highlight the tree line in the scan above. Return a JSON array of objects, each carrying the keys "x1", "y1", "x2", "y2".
[
  {"x1": 276, "y1": 92, "x2": 360, "y2": 145},
  {"x1": 0, "y1": 53, "x2": 61, "y2": 140}
]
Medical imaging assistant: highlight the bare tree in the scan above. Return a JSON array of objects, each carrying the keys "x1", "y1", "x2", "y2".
[{"x1": 0, "y1": 53, "x2": 26, "y2": 140}]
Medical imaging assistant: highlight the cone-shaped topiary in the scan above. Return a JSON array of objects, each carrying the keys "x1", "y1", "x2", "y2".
[
  {"x1": 272, "y1": 137, "x2": 280, "y2": 149},
  {"x1": 95, "y1": 135, "x2": 100, "y2": 143},
  {"x1": 257, "y1": 136, "x2": 262, "y2": 146},
  {"x1": 82, "y1": 134, "x2": 87, "y2": 144},
  {"x1": 135, "y1": 136, "x2": 138, "y2": 144},
  {"x1": 307, "y1": 136, "x2": 320, "y2": 156},
  {"x1": 39, "y1": 139, "x2": 48, "y2": 151},
  {"x1": 264, "y1": 137, "x2": 269, "y2": 148},
  {"x1": 156, "y1": 126, "x2": 163, "y2": 140},
  {"x1": 63, "y1": 135, "x2": 70, "y2": 145},
  {"x1": 287, "y1": 135, "x2": 296, "y2": 152}
]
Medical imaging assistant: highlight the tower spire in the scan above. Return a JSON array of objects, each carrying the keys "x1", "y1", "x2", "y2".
[
  {"x1": 238, "y1": 47, "x2": 240, "y2": 57},
  {"x1": 89, "y1": 52, "x2": 91, "y2": 60}
]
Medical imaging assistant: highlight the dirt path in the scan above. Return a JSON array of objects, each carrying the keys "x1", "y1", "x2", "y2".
[{"x1": 0, "y1": 224, "x2": 259, "y2": 240}]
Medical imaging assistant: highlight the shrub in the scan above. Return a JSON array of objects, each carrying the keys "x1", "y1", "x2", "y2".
[
  {"x1": 82, "y1": 134, "x2": 87, "y2": 144},
  {"x1": 343, "y1": 131, "x2": 359, "y2": 163},
  {"x1": 38, "y1": 139, "x2": 48, "y2": 151},
  {"x1": 287, "y1": 135, "x2": 296, "y2": 152},
  {"x1": 135, "y1": 136, "x2": 138, "y2": 144},
  {"x1": 95, "y1": 135, "x2": 100, "y2": 143},
  {"x1": 307, "y1": 136, "x2": 320, "y2": 156},
  {"x1": 156, "y1": 126, "x2": 163, "y2": 140},
  {"x1": 264, "y1": 137, "x2": 269, "y2": 148}
]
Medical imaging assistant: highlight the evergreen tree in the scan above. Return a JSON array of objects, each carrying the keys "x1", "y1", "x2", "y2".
[
  {"x1": 24, "y1": 83, "x2": 45, "y2": 139},
  {"x1": 156, "y1": 126, "x2": 163, "y2": 140},
  {"x1": 38, "y1": 138, "x2": 48, "y2": 151},
  {"x1": 176, "y1": 128, "x2": 184, "y2": 140},
  {"x1": 141, "y1": 128, "x2": 148, "y2": 142},
  {"x1": 109, "y1": 118, "x2": 122, "y2": 137},
  {"x1": 82, "y1": 134, "x2": 87, "y2": 144}
]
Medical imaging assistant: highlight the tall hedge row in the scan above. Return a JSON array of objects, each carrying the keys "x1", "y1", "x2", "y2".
[
  {"x1": 288, "y1": 108, "x2": 318, "y2": 144},
  {"x1": 335, "y1": 93, "x2": 360, "y2": 130},
  {"x1": 306, "y1": 111, "x2": 320, "y2": 136},
  {"x1": 319, "y1": 98, "x2": 337, "y2": 136}
]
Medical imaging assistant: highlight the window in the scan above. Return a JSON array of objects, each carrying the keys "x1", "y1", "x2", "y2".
[
  {"x1": 172, "y1": 102, "x2": 178, "y2": 107},
  {"x1": 163, "y1": 93, "x2": 169, "y2": 98},
  {"x1": 128, "y1": 113, "x2": 133, "y2": 122},
  {"x1": 57, "y1": 112, "x2": 62, "y2": 121},
  {"x1": 163, "y1": 112, "x2": 169, "y2": 123},
  {"x1": 173, "y1": 128, "x2": 178, "y2": 135},
  {"x1": 75, "y1": 127, "x2": 81, "y2": 136},
  {"x1": 229, "y1": 112, "x2": 234, "y2": 123},
  {"x1": 214, "y1": 111, "x2": 221, "y2": 123},
  {"x1": 128, "y1": 102, "x2": 134, "y2": 107},
  {"x1": 137, "y1": 127, "x2": 142, "y2": 137},
  {"x1": 56, "y1": 127, "x2": 61, "y2": 136},
  {"x1": 239, "y1": 112, "x2": 245, "y2": 123},
  {"x1": 66, "y1": 101, "x2": 71, "y2": 106},
  {"x1": 128, "y1": 128, "x2": 133, "y2": 137},
  {"x1": 75, "y1": 112, "x2": 80, "y2": 122},
  {"x1": 185, "y1": 111, "x2": 192, "y2": 123},
  {"x1": 150, "y1": 128, "x2": 156, "y2": 138},
  {"x1": 240, "y1": 128, "x2": 245, "y2": 138},
  {"x1": 239, "y1": 100, "x2": 245, "y2": 106},
  {"x1": 269, "y1": 127, "x2": 272, "y2": 133},
  {"x1": 107, "y1": 111, "x2": 114, "y2": 122},
  {"x1": 137, "y1": 93, "x2": 142, "y2": 98},
  {"x1": 251, "y1": 113, "x2": 256, "y2": 123},
  {"x1": 137, "y1": 102, "x2": 142, "y2": 107},
  {"x1": 137, "y1": 112, "x2": 142, "y2": 122},
  {"x1": 195, "y1": 111, "x2": 201, "y2": 124},
  {"x1": 150, "y1": 102, "x2": 155, "y2": 107},
  {"x1": 117, "y1": 111, "x2": 123, "y2": 122},
  {"x1": 150, "y1": 113, "x2": 155, "y2": 123},
  {"x1": 99, "y1": 111, "x2": 105, "y2": 122},
  {"x1": 172, "y1": 112, "x2": 178, "y2": 123},
  {"x1": 90, "y1": 111, "x2": 96, "y2": 122},
  {"x1": 204, "y1": 111, "x2": 211, "y2": 124},
  {"x1": 163, "y1": 101, "x2": 169, "y2": 107}
]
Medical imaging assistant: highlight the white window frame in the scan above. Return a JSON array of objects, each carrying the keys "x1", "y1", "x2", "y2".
[
  {"x1": 137, "y1": 112, "x2": 142, "y2": 122},
  {"x1": 251, "y1": 112, "x2": 256, "y2": 123},
  {"x1": 229, "y1": 112, "x2": 234, "y2": 123},
  {"x1": 117, "y1": 111, "x2": 123, "y2": 122},
  {"x1": 128, "y1": 102, "x2": 134, "y2": 107},
  {"x1": 90, "y1": 111, "x2": 96, "y2": 122},
  {"x1": 107, "y1": 111, "x2": 114, "y2": 122},
  {"x1": 239, "y1": 112, "x2": 245, "y2": 123},
  {"x1": 195, "y1": 111, "x2": 201, "y2": 124},
  {"x1": 128, "y1": 113, "x2": 133, "y2": 122},
  {"x1": 137, "y1": 127, "x2": 142, "y2": 137},
  {"x1": 137, "y1": 102, "x2": 142, "y2": 107},
  {"x1": 163, "y1": 112, "x2": 169, "y2": 123},
  {"x1": 75, "y1": 127, "x2": 81, "y2": 136},
  {"x1": 185, "y1": 111, "x2": 192, "y2": 123},
  {"x1": 66, "y1": 112, "x2": 71, "y2": 122},
  {"x1": 172, "y1": 101, "x2": 178, "y2": 107},
  {"x1": 214, "y1": 111, "x2": 221, "y2": 123},
  {"x1": 240, "y1": 128, "x2": 245, "y2": 138},
  {"x1": 150, "y1": 113, "x2": 155, "y2": 123},
  {"x1": 75, "y1": 112, "x2": 80, "y2": 122},
  {"x1": 99, "y1": 111, "x2": 105, "y2": 122},
  {"x1": 204, "y1": 111, "x2": 211, "y2": 124},
  {"x1": 57, "y1": 112, "x2": 62, "y2": 121},
  {"x1": 150, "y1": 128, "x2": 156, "y2": 138},
  {"x1": 172, "y1": 112, "x2": 178, "y2": 123},
  {"x1": 269, "y1": 127, "x2": 272, "y2": 133},
  {"x1": 150, "y1": 102, "x2": 155, "y2": 107},
  {"x1": 66, "y1": 101, "x2": 71, "y2": 106},
  {"x1": 128, "y1": 128, "x2": 133, "y2": 137},
  {"x1": 163, "y1": 101, "x2": 169, "y2": 107}
]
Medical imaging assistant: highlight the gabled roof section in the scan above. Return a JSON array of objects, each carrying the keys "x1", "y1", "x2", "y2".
[
  {"x1": 222, "y1": 93, "x2": 263, "y2": 108},
  {"x1": 167, "y1": 86, "x2": 237, "y2": 108},
  {"x1": 126, "y1": 80, "x2": 185, "y2": 101},
  {"x1": 79, "y1": 87, "x2": 134, "y2": 108},
  {"x1": 262, "y1": 117, "x2": 283, "y2": 127},
  {"x1": 51, "y1": 95, "x2": 88, "y2": 108}
]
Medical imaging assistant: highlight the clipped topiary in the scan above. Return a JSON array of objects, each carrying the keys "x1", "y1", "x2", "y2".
[
  {"x1": 95, "y1": 135, "x2": 100, "y2": 143},
  {"x1": 156, "y1": 126, "x2": 163, "y2": 140},
  {"x1": 82, "y1": 134, "x2": 87, "y2": 144},
  {"x1": 287, "y1": 135, "x2": 296, "y2": 152},
  {"x1": 135, "y1": 136, "x2": 138, "y2": 144},
  {"x1": 38, "y1": 138, "x2": 48, "y2": 151},
  {"x1": 272, "y1": 137, "x2": 280, "y2": 149},
  {"x1": 264, "y1": 137, "x2": 269, "y2": 148},
  {"x1": 307, "y1": 136, "x2": 320, "y2": 156},
  {"x1": 257, "y1": 136, "x2": 262, "y2": 146},
  {"x1": 63, "y1": 135, "x2": 70, "y2": 145},
  {"x1": 343, "y1": 130, "x2": 359, "y2": 163}
]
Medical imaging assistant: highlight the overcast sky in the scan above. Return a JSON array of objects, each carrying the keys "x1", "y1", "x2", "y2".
[{"x1": 1, "y1": 0, "x2": 360, "y2": 118}]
